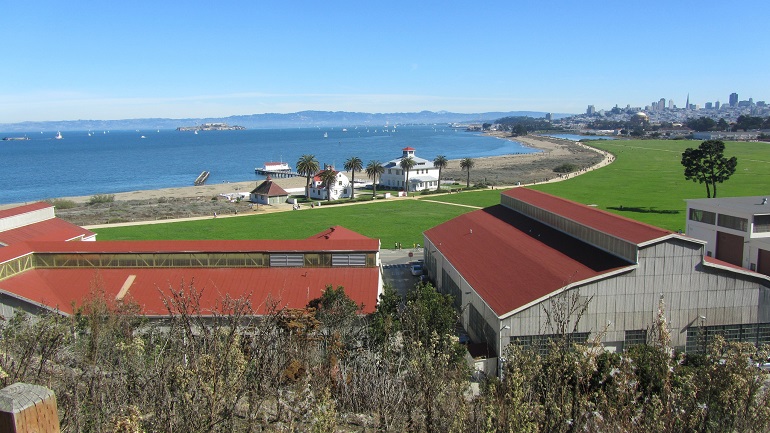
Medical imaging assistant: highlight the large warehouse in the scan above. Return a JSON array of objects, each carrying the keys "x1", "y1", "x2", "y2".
[
  {"x1": 424, "y1": 188, "x2": 770, "y2": 372},
  {"x1": 0, "y1": 203, "x2": 382, "y2": 319}
]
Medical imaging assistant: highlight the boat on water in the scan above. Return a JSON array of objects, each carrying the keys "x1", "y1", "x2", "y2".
[
  {"x1": 323, "y1": 132, "x2": 328, "y2": 138},
  {"x1": 2, "y1": 136, "x2": 30, "y2": 141},
  {"x1": 55, "y1": 131, "x2": 63, "y2": 140}
]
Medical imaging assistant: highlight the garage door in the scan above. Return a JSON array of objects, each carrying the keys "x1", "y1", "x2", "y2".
[
  {"x1": 758, "y1": 249, "x2": 770, "y2": 277},
  {"x1": 716, "y1": 231, "x2": 744, "y2": 267}
]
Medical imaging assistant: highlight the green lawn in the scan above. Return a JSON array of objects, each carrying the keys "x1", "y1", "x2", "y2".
[
  {"x1": 94, "y1": 139, "x2": 770, "y2": 240},
  {"x1": 95, "y1": 199, "x2": 472, "y2": 247},
  {"x1": 531, "y1": 139, "x2": 770, "y2": 231}
]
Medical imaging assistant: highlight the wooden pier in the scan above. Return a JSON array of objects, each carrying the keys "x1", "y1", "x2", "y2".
[{"x1": 194, "y1": 171, "x2": 210, "y2": 186}]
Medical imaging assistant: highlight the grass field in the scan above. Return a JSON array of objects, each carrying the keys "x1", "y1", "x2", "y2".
[
  {"x1": 95, "y1": 199, "x2": 472, "y2": 247},
  {"x1": 94, "y1": 139, "x2": 770, "y2": 240},
  {"x1": 530, "y1": 139, "x2": 770, "y2": 231}
]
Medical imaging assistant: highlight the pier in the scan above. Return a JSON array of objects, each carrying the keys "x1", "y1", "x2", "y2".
[
  {"x1": 254, "y1": 167, "x2": 299, "y2": 178},
  {"x1": 194, "y1": 171, "x2": 210, "y2": 186}
]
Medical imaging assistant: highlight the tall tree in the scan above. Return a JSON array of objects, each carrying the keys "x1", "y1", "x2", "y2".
[
  {"x1": 433, "y1": 155, "x2": 448, "y2": 191},
  {"x1": 365, "y1": 160, "x2": 384, "y2": 200},
  {"x1": 399, "y1": 156, "x2": 415, "y2": 196},
  {"x1": 343, "y1": 156, "x2": 363, "y2": 200},
  {"x1": 459, "y1": 157, "x2": 475, "y2": 188},
  {"x1": 296, "y1": 154, "x2": 319, "y2": 199},
  {"x1": 319, "y1": 167, "x2": 337, "y2": 202},
  {"x1": 681, "y1": 140, "x2": 738, "y2": 198}
]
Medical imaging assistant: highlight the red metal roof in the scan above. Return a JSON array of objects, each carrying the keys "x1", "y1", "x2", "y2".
[
  {"x1": 502, "y1": 188, "x2": 673, "y2": 245},
  {"x1": 250, "y1": 180, "x2": 289, "y2": 197},
  {"x1": 425, "y1": 205, "x2": 633, "y2": 317},
  {"x1": 0, "y1": 218, "x2": 95, "y2": 246},
  {"x1": 0, "y1": 266, "x2": 380, "y2": 316},
  {"x1": 309, "y1": 226, "x2": 374, "y2": 241},
  {"x1": 20, "y1": 237, "x2": 379, "y2": 254},
  {"x1": 0, "y1": 202, "x2": 51, "y2": 219},
  {"x1": 402, "y1": 147, "x2": 415, "y2": 151}
]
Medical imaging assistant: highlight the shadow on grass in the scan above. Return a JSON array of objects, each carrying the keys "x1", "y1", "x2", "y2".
[{"x1": 607, "y1": 206, "x2": 680, "y2": 215}]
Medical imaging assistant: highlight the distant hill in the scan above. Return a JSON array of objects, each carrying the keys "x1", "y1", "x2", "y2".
[{"x1": 0, "y1": 110, "x2": 573, "y2": 132}]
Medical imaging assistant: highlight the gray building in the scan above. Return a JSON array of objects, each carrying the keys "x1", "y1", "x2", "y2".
[{"x1": 424, "y1": 188, "x2": 770, "y2": 375}]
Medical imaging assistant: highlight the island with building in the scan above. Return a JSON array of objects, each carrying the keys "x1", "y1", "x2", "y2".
[{"x1": 176, "y1": 122, "x2": 246, "y2": 131}]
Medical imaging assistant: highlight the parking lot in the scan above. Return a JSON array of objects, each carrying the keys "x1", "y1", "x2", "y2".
[{"x1": 380, "y1": 248, "x2": 424, "y2": 298}]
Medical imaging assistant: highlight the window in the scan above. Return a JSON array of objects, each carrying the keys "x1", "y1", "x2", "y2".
[
  {"x1": 511, "y1": 332, "x2": 590, "y2": 355},
  {"x1": 332, "y1": 254, "x2": 366, "y2": 266},
  {"x1": 624, "y1": 329, "x2": 647, "y2": 347},
  {"x1": 717, "y1": 214, "x2": 748, "y2": 232},
  {"x1": 686, "y1": 322, "x2": 770, "y2": 353},
  {"x1": 754, "y1": 215, "x2": 770, "y2": 233},
  {"x1": 270, "y1": 254, "x2": 304, "y2": 267},
  {"x1": 689, "y1": 208, "x2": 716, "y2": 224}
]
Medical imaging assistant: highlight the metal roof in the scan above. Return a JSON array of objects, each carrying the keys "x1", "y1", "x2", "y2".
[
  {"x1": 502, "y1": 188, "x2": 674, "y2": 245},
  {"x1": 0, "y1": 266, "x2": 380, "y2": 316},
  {"x1": 425, "y1": 205, "x2": 633, "y2": 317}
]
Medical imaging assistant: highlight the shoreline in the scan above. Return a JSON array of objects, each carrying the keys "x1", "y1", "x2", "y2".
[
  {"x1": 1, "y1": 134, "x2": 613, "y2": 227},
  {"x1": 2, "y1": 134, "x2": 581, "y2": 210}
]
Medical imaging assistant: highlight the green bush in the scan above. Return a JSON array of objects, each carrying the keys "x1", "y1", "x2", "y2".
[
  {"x1": 48, "y1": 199, "x2": 77, "y2": 210},
  {"x1": 553, "y1": 163, "x2": 578, "y2": 173},
  {"x1": 88, "y1": 194, "x2": 115, "y2": 205}
]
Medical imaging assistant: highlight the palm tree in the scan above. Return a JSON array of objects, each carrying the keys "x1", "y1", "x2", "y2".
[
  {"x1": 343, "y1": 156, "x2": 363, "y2": 200},
  {"x1": 460, "y1": 157, "x2": 475, "y2": 188},
  {"x1": 365, "y1": 160, "x2": 384, "y2": 199},
  {"x1": 296, "y1": 154, "x2": 319, "y2": 199},
  {"x1": 399, "y1": 156, "x2": 415, "y2": 196},
  {"x1": 433, "y1": 155, "x2": 448, "y2": 191},
  {"x1": 319, "y1": 167, "x2": 337, "y2": 202}
]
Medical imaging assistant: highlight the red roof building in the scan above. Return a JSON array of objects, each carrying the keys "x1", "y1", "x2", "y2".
[
  {"x1": 0, "y1": 202, "x2": 95, "y2": 245},
  {"x1": 0, "y1": 219, "x2": 382, "y2": 319},
  {"x1": 424, "y1": 188, "x2": 770, "y2": 376}
]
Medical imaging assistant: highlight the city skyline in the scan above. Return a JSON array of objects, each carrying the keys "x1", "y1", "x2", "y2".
[{"x1": 2, "y1": 0, "x2": 769, "y2": 123}]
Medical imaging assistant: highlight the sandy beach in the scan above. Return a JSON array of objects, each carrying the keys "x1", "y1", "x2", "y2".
[{"x1": 7, "y1": 134, "x2": 609, "y2": 226}]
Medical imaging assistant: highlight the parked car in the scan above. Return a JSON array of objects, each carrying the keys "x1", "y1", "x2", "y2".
[{"x1": 411, "y1": 263, "x2": 423, "y2": 276}]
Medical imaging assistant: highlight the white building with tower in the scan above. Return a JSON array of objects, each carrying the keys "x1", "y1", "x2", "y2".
[{"x1": 379, "y1": 147, "x2": 440, "y2": 193}]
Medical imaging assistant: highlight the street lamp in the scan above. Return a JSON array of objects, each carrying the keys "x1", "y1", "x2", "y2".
[{"x1": 499, "y1": 325, "x2": 511, "y2": 377}]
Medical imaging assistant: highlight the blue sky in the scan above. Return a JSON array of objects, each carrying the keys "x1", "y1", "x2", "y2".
[{"x1": 2, "y1": 0, "x2": 768, "y2": 122}]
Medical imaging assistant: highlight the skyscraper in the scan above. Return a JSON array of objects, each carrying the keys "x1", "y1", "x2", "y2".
[
  {"x1": 586, "y1": 105, "x2": 595, "y2": 115},
  {"x1": 730, "y1": 93, "x2": 738, "y2": 107},
  {"x1": 686, "y1": 93, "x2": 690, "y2": 110},
  {"x1": 659, "y1": 98, "x2": 666, "y2": 111}
]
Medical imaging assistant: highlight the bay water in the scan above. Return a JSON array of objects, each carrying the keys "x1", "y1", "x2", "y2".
[{"x1": 0, "y1": 125, "x2": 537, "y2": 204}]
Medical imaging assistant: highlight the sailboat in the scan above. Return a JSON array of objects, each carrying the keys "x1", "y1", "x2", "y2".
[
  {"x1": 55, "y1": 131, "x2": 63, "y2": 140},
  {"x1": 323, "y1": 132, "x2": 328, "y2": 138}
]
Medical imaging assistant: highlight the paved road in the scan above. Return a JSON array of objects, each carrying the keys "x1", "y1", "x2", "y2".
[{"x1": 381, "y1": 248, "x2": 424, "y2": 298}]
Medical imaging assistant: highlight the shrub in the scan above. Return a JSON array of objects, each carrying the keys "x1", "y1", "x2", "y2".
[
  {"x1": 88, "y1": 194, "x2": 115, "y2": 205},
  {"x1": 48, "y1": 199, "x2": 77, "y2": 210},
  {"x1": 553, "y1": 163, "x2": 578, "y2": 173}
]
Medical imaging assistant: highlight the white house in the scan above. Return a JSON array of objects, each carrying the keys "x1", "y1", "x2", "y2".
[
  {"x1": 308, "y1": 166, "x2": 352, "y2": 201},
  {"x1": 380, "y1": 147, "x2": 440, "y2": 193},
  {"x1": 685, "y1": 195, "x2": 770, "y2": 276}
]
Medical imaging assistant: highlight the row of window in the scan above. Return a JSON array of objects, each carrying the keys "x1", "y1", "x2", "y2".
[
  {"x1": 685, "y1": 322, "x2": 770, "y2": 353},
  {"x1": 386, "y1": 168, "x2": 433, "y2": 175},
  {"x1": 31, "y1": 252, "x2": 376, "y2": 269},
  {"x1": 689, "y1": 208, "x2": 769, "y2": 233}
]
